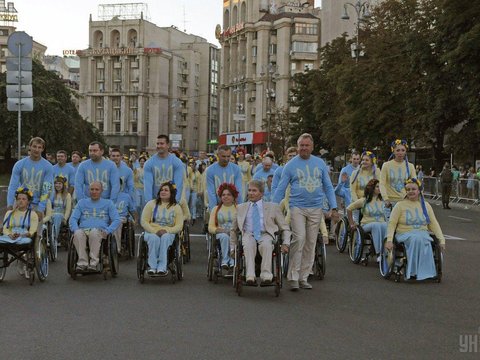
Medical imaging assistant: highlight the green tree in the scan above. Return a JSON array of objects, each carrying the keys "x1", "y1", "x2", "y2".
[{"x1": 0, "y1": 59, "x2": 104, "y2": 159}]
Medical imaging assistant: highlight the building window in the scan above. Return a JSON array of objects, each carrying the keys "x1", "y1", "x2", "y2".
[
  {"x1": 304, "y1": 63, "x2": 314, "y2": 71},
  {"x1": 252, "y1": 46, "x2": 257, "y2": 57},
  {"x1": 291, "y1": 62, "x2": 297, "y2": 71},
  {"x1": 269, "y1": 44, "x2": 277, "y2": 55},
  {"x1": 115, "y1": 123, "x2": 121, "y2": 133},
  {"x1": 98, "y1": 122, "x2": 104, "y2": 132},
  {"x1": 294, "y1": 24, "x2": 318, "y2": 35},
  {"x1": 96, "y1": 68, "x2": 105, "y2": 81},
  {"x1": 292, "y1": 41, "x2": 317, "y2": 53}
]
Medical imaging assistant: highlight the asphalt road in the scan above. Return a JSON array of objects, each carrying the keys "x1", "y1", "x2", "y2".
[{"x1": 0, "y1": 201, "x2": 479, "y2": 360}]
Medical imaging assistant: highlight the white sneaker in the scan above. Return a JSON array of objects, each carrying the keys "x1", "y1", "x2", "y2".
[{"x1": 24, "y1": 266, "x2": 30, "y2": 279}]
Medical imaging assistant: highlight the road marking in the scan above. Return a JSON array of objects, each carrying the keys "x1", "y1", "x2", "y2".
[
  {"x1": 444, "y1": 234, "x2": 467, "y2": 241},
  {"x1": 448, "y1": 216, "x2": 472, "y2": 222}
]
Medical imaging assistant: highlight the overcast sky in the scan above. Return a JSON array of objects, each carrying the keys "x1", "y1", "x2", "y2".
[
  {"x1": 12, "y1": 0, "x2": 322, "y2": 56},
  {"x1": 13, "y1": 0, "x2": 223, "y2": 56}
]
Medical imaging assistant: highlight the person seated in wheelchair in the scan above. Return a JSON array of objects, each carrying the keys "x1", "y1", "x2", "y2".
[
  {"x1": 347, "y1": 179, "x2": 387, "y2": 260},
  {"x1": 230, "y1": 180, "x2": 290, "y2": 286},
  {"x1": 0, "y1": 188, "x2": 39, "y2": 278},
  {"x1": 208, "y1": 183, "x2": 238, "y2": 276},
  {"x1": 50, "y1": 176, "x2": 72, "y2": 244},
  {"x1": 140, "y1": 181, "x2": 184, "y2": 276},
  {"x1": 69, "y1": 181, "x2": 121, "y2": 272},
  {"x1": 0, "y1": 187, "x2": 38, "y2": 245},
  {"x1": 385, "y1": 178, "x2": 445, "y2": 280},
  {"x1": 114, "y1": 181, "x2": 137, "y2": 255}
]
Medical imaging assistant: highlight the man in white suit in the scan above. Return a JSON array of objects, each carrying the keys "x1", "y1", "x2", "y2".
[{"x1": 230, "y1": 180, "x2": 290, "y2": 286}]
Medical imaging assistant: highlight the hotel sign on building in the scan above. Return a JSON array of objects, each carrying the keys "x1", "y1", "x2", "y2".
[
  {"x1": 0, "y1": 1, "x2": 18, "y2": 22},
  {"x1": 64, "y1": 47, "x2": 162, "y2": 56}
]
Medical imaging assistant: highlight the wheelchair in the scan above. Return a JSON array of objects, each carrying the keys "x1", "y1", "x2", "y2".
[
  {"x1": 206, "y1": 232, "x2": 233, "y2": 283},
  {"x1": 379, "y1": 234, "x2": 443, "y2": 283},
  {"x1": 119, "y1": 218, "x2": 135, "y2": 259},
  {"x1": 67, "y1": 233, "x2": 118, "y2": 280},
  {"x1": 43, "y1": 221, "x2": 57, "y2": 262},
  {"x1": 233, "y1": 232, "x2": 283, "y2": 297},
  {"x1": 180, "y1": 220, "x2": 191, "y2": 264},
  {"x1": 136, "y1": 232, "x2": 183, "y2": 284},
  {"x1": 0, "y1": 232, "x2": 48, "y2": 285}
]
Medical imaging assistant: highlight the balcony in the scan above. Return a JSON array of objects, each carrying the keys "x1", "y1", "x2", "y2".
[
  {"x1": 113, "y1": 62, "x2": 122, "y2": 69},
  {"x1": 130, "y1": 61, "x2": 139, "y2": 68}
]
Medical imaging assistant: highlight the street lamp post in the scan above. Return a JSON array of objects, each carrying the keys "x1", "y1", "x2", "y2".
[
  {"x1": 341, "y1": 0, "x2": 371, "y2": 63},
  {"x1": 261, "y1": 63, "x2": 276, "y2": 151},
  {"x1": 233, "y1": 82, "x2": 245, "y2": 149}
]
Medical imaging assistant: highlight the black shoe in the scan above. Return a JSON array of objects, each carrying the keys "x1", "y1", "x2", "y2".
[
  {"x1": 260, "y1": 279, "x2": 273, "y2": 287},
  {"x1": 446, "y1": 205, "x2": 451, "y2": 209},
  {"x1": 246, "y1": 278, "x2": 257, "y2": 286}
]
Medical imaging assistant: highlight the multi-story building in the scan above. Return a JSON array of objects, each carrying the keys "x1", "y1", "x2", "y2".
[
  {"x1": 78, "y1": 4, "x2": 219, "y2": 154},
  {"x1": 0, "y1": 0, "x2": 46, "y2": 73},
  {"x1": 218, "y1": 0, "x2": 320, "y2": 154},
  {"x1": 320, "y1": 0, "x2": 384, "y2": 47}
]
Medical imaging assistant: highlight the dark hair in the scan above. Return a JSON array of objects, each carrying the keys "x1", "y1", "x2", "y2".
[
  {"x1": 217, "y1": 144, "x2": 231, "y2": 153},
  {"x1": 156, "y1": 181, "x2": 177, "y2": 208},
  {"x1": 110, "y1": 148, "x2": 121, "y2": 155},
  {"x1": 56, "y1": 150, "x2": 68, "y2": 157},
  {"x1": 157, "y1": 134, "x2": 170, "y2": 143},
  {"x1": 89, "y1": 141, "x2": 104, "y2": 150},
  {"x1": 71, "y1": 150, "x2": 81, "y2": 157},
  {"x1": 364, "y1": 179, "x2": 382, "y2": 203},
  {"x1": 214, "y1": 183, "x2": 239, "y2": 227}
]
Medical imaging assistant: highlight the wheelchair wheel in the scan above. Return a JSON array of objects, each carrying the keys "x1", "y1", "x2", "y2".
[
  {"x1": 0, "y1": 251, "x2": 7, "y2": 282},
  {"x1": 207, "y1": 234, "x2": 215, "y2": 281},
  {"x1": 379, "y1": 239, "x2": 394, "y2": 279},
  {"x1": 136, "y1": 235, "x2": 147, "y2": 283},
  {"x1": 49, "y1": 224, "x2": 58, "y2": 262},
  {"x1": 433, "y1": 238, "x2": 443, "y2": 283},
  {"x1": 234, "y1": 245, "x2": 243, "y2": 296},
  {"x1": 184, "y1": 223, "x2": 191, "y2": 262},
  {"x1": 67, "y1": 237, "x2": 77, "y2": 278},
  {"x1": 273, "y1": 242, "x2": 282, "y2": 296},
  {"x1": 314, "y1": 235, "x2": 326, "y2": 280},
  {"x1": 348, "y1": 228, "x2": 363, "y2": 264},
  {"x1": 61, "y1": 227, "x2": 71, "y2": 251},
  {"x1": 27, "y1": 248, "x2": 35, "y2": 285},
  {"x1": 176, "y1": 238, "x2": 183, "y2": 281},
  {"x1": 282, "y1": 252, "x2": 289, "y2": 279},
  {"x1": 128, "y1": 223, "x2": 135, "y2": 258},
  {"x1": 35, "y1": 234, "x2": 48, "y2": 282},
  {"x1": 109, "y1": 236, "x2": 119, "y2": 277},
  {"x1": 335, "y1": 217, "x2": 349, "y2": 253}
]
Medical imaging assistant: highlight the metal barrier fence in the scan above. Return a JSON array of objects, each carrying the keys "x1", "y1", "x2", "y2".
[
  {"x1": 404, "y1": 176, "x2": 480, "y2": 205},
  {"x1": 329, "y1": 173, "x2": 479, "y2": 205}
]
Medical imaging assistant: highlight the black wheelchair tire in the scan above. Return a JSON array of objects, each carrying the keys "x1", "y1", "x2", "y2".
[
  {"x1": 335, "y1": 217, "x2": 349, "y2": 253},
  {"x1": 35, "y1": 235, "x2": 48, "y2": 282}
]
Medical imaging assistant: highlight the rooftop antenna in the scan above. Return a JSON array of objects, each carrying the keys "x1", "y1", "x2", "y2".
[{"x1": 182, "y1": 3, "x2": 189, "y2": 32}]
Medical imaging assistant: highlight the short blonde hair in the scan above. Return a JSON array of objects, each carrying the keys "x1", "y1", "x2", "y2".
[{"x1": 297, "y1": 133, "x2": 314, "y2": 146}]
